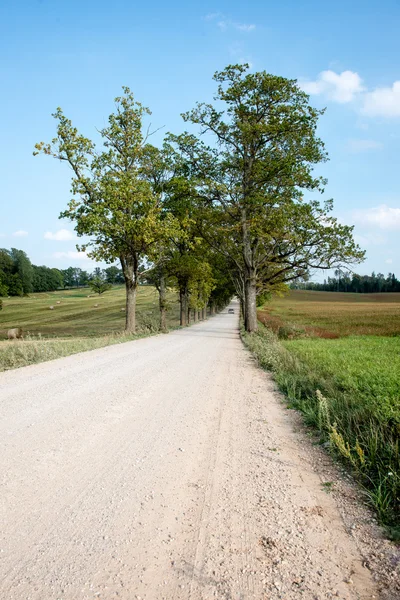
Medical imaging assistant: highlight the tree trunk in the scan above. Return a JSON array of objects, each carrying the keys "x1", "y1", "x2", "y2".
[
  {"x1": 179, "y1": 288, "x2": 187, "y2": 327},
  {"x1": 187, "y1": 304, "x2": 191, "y2": 325},
  {"x1": 240, "y1": 297, "x2": 245, "y2": 322},
  {"x1": 210, "y1": 303, "x2": 216, "y2": 316},
  {"x1": 241, "y1": 205, "x2": 257, "y2": 333},
  {"x1": 198, "y1": 309, "x2": 202, "y2": 321},
  {"x1": 125, "y1": 279, "x2": 137, "y2": 333},
  {"x1": 202, "y1": 307, "x2": 206, "y2": 320},
  {"x1": 244, "y1": 271, "x2": 257, "y2": 332},
  {"x1": 194, "y1": 309, "x2": 198, "y2": 323},
  {"x1": 158, "y1": 272, "x2": 167, "y2": 333},
  {"x1": 121, "y1": 255, "x2": 138, "y2": 333}
]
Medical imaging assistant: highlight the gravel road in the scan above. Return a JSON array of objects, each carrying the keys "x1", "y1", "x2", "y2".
[{"x1": 0, "y1": 302, "x2": 380, "y2": 599}]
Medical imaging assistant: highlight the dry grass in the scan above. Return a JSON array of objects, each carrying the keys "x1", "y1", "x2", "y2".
[{"x1": 261, "y1": 290, "x2": 400, "y2": 337}]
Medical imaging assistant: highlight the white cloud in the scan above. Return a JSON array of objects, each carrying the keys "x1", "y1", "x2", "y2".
[
  {"x1": 300, "y1": 70, "x2": 365, "y2": 103},
  {"x1": 217, "y1": 20, "x2": 228, "y2": 31},
  {"x1": 44, "y1": 228, "x2": 76, "y2": 241},
  {"x1": 385, "y1": 258, "x2": 393, "y2": 264},
  {"x1": 302, "y1": 68, "x2": 400, "y2": 119},
  {"x1": 13, "y1": 230, "x2": 28, "y2": 237},
  {"x1": 346, "y1": 139, "x2": 383, "y2": 153},
  {"x1": 235, "y1": 23, "x2": 256, "y2": 32},
  {"x1": 204, "y1": 12, "x2": 221, "y2": 21},
  {"x1": 353, "y1": 204, "x2": 400, "y2": 231},
  {"x1": 205, "y1": 13, "x2": 256, "y2": 33},
  {"x1": 53, "y1": 251, "x2": 89, "y2": 261},
  {"x1": 362, "y1": 81, "x2": 400, "y2": 117}
]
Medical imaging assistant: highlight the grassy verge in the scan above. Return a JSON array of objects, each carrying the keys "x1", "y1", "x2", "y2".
[
  {"x1": 0, "y1": 331, "x2": 153, "y2": 372},
  {"x1": 242, "y1": 324, "x2": 400, "y2": 535}
]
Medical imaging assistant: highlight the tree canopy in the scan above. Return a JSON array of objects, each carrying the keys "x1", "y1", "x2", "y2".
[{"x1": 33, "y1": 66, "x2": 366, "y2": 333}]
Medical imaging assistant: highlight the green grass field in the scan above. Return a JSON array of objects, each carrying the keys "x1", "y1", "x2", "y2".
[
  {"x1": 0, "y1": 285, "x2": 180, "y2": 338},
  {"x1": 0, "y1": 285, "x2": 181, "y2": 371},
  {"x1": 243, "y1": 290, "x2": 400, "y2": 531}
]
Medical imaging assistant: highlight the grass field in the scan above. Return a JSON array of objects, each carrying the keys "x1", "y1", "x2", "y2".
[
  {"x1": 243, "y1": 290, "x2": 400, "y2": 531},
  {"x1": 259, "y1": 290, "x2": 400, "y2": 337},
  {"x1": 0, "y1": 286, "x2": 181, "y2": 371}
]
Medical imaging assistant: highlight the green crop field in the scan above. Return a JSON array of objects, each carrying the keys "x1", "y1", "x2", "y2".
[
  {"x1": 243, "y1": 290, "x2": 400, "y2": 531},
  {"x1": 0, "y1": 286, "x2": 180, "y2": 371}
]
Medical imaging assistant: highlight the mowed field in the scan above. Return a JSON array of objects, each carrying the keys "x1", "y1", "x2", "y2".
[
  {"x1": 0, "y1": 286, "x2": 180, "y2": 371},
  {"x1": 249, "y1": 290, "x2": 400, "y2": 530}
]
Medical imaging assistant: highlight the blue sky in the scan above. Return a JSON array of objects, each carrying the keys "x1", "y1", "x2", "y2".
[{"x1": 1, "y1": 0, "x2": 399, "y2": 279}]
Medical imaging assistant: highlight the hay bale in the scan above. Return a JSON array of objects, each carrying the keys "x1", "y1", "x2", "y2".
[
  {"x1": 49, "y1": 305, "x2": 54, "y2": 310},
  {"x1": 56, "y1": 301, "x2": 61, "y2": 304},
  {"x1": 7, "y1": 328, "x2": 23, "y2": 340},
  {"x1": 94, "y1": 304, "x2": 99, "y2": 308},
  {"x1": 120, "y1": 307, "x2": 125, "y2": 311}
]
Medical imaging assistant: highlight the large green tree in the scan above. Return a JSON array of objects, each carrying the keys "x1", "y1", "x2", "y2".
[
  {"x1": 0, "y1": 248, "x2": 31, "y2": 296},
  {"x1": 10, "y1": 248, "x2": 33, "y2": 294},
  {"x1": 32, "y1": 265, "x2": 63, "y2": 292},
  {"x1": 35, "y1": 88, "x2": 177, "y2": 332},
  {"x1": 180, "y1": 65, "x2": 364, "y2": 331}
]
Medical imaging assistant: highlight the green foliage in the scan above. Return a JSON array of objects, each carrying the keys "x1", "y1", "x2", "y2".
[
  {"x1": 104, "y1": 266, "x2": 124, "y2": 284},
  {"x1": 178, "y1": 64, "x2": 364, "y2": 331},
  {"x1": 256, "y1": 291, "x2": 271, "y2": 307},
  {"x1": 7, "y1": 273, "x2": 24, "y2": 296},
  {"x1": 188, "y1": 261, "x2": 215, "y2": 310},
  {"x1": 293, "y1": 270, "x2": 400, "y2": 293},
  {"x1": 90, "y1": 276, "x2": 112, "y2": 295},
  {"x1": 10, "y1": 248, "x2": 33, "y2": 294},
  {"x1": 0, "y1": 272, "x2": 8, "y2": 297},
  {"x1": 35, "y1": 87, "x2": 180, "y2": 332},
  {"x1": 0, "y1": 249, "x2": 27, "y2": 296},
  {"x1": 32, "y1": 265, "x2": 63, "y2": 292},
  {"x1": 0, "y1": 248, "x2": 65, "y2": 295}
]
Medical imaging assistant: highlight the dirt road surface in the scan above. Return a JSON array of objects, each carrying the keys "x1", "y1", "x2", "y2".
[{"x1": 0, "y1": 302, "x2": 383, "y2": 599}]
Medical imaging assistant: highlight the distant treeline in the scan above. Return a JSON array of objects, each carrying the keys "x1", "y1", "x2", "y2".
[
  {"x1": 291, "y1": 270, "x2": 400, "y2": 293},
  {"x1": 0, "y1": 248, "x2": 124, "y2": 297}
]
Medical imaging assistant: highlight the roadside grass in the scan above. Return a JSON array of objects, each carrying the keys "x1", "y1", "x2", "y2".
[
  {"x1": 242, "y1": 290, "x2": 400, "y2": 532},
  {"x1": 0, "y1": 332, "x2": 143, "y2": 372},
  {"x1": 0, "y1": 285, "x2": 181, "y2": 371}
]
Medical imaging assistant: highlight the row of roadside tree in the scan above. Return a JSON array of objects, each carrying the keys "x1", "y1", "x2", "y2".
[{"x1": 33, "y1": 64, "x2": 365, "y2": 333}]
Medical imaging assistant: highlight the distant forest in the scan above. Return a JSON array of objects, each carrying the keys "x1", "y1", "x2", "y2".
[
  {"x1": 0, "y1": 247, "x2": 124, "y2": 297},
  {"x1": 291, "y1": 270, "x2": 400, "y2": 293}
]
